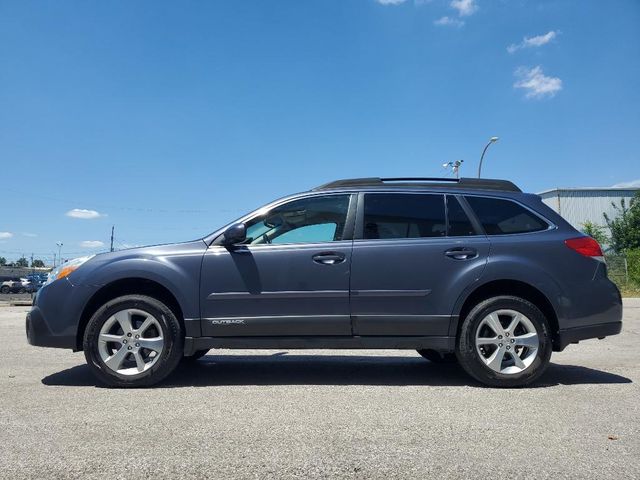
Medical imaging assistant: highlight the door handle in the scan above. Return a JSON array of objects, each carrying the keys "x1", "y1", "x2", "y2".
[
  {"x1": 312, "y1": 252, "x2": 346, "y2": 265},
  {"x1": 444, "y1": 247, "x2": 478, "y2": 260}
]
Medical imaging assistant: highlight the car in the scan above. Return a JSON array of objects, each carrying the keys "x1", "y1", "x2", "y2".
[
  {"x1": 26, "y1": 177, "x2": 623, "y2": 388},
  {"x1": 1, "y1": 277, "x2": 25, "y2": 294}
]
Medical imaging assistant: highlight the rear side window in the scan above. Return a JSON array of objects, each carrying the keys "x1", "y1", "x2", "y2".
[
  {"x1": 465, "y1": 196, "x2": 548, "y2": 235},
  {"x1": 363, "y1": 194, "x2": 446, "y2": 239},
  {"x1": 447, "y1": 196, "x2": 476, "y2": 237}
]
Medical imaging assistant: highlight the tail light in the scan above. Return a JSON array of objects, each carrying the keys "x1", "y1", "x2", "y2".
[{"x1": 565, "y1": 237, "x2": 604, "y2": 261}]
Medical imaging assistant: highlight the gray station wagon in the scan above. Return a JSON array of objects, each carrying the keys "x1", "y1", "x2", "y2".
[{"x1": 26, "y1": 177, "x2": 622, "y2": 387}]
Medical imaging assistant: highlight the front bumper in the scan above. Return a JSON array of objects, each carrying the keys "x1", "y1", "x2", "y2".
[
  {"x1": 26, "y1": 306, "x2": 76, "y2": 349},
  {"x1": 25, "y1": 278, "x2": 98, "y2": 351}
]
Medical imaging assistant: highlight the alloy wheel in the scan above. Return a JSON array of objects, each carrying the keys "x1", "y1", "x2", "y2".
[
  {"x1": 475, "y1": 309, "x2": 539, "y2": 374},
  {"x1": 98, "y1": 308, "x2": 164, "y2": 375}
]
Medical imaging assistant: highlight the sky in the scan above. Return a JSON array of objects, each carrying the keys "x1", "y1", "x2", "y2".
[{"x1": 1, "y1": 0, "x2": 639, "y2": 263}]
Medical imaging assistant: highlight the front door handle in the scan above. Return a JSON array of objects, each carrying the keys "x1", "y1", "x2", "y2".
[
  {"x1": 312, "y1": 252, "x2": 346, "y2": 265},
  {"x1": 444, "y1": 247, "x2": 478, "y2": 260}
]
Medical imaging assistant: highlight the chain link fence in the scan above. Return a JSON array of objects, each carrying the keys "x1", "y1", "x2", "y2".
[
  {"x1": 605, "y1": 255, "x2": 629, "y2": 285},
  {"x1": 606, "y1": 251, "x2": 640, "y2": 294}
]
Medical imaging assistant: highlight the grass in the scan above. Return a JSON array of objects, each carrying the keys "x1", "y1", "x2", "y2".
[{"x1": 619, "y1": 284, "x2": 640, "y2": 298}]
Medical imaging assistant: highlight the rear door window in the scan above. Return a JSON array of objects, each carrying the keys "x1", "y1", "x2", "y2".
[
  {"x1": 363, "y1": 193, "x2": 446, "y2": 239},
  {"x1": 446, "y1": 196, "x2": 477, "y2": 237},
  {"x1": 465, "y1": 196, "x2": 548, "y2": 235}
]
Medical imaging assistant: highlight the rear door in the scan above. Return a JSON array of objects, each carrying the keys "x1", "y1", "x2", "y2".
[{"x1": 349, "y1": 192, "x2": 490, "y2": 336}]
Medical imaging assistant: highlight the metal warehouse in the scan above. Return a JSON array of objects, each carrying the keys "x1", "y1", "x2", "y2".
[{"x1": 538, "y1": 187, "x2": 640, "y2": 230}]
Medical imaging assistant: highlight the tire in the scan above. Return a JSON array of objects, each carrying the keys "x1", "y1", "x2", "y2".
[
  {"x1": 83, "y1": 294, "x2": 184, "y2": 387},
  {"x1": 456, "y1": 295, "x2": 552, "y2": 388},
  {"x1": 182, "y1": 349, "x2": 209, "y2": 362},
  {"x1": 416, "y1": 349, "x2": 458, "y2": 364},
  {"x1": 0, "y1": 286, "x2": 9, "y2": 294}
]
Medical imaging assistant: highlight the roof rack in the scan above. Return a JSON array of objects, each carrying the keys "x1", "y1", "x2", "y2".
[{"x1": 313, "y1": 177, "x2": 521, "y2": 192}]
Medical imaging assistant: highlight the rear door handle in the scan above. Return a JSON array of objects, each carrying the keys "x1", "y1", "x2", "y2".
[
  {"x1": 444, "y1": 247, "x2": 478, "y2": 260},
  {"x1": 312, "y1": 252, "x2": 346, "y2": 265}
]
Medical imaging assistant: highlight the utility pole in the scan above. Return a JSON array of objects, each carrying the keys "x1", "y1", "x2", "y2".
[
  {"x1": 56, "y1": 242, "x2": 63, "y2": 266},
  {"x1": 110, "y1": 225, "x2": 115, "y2": 252},
  {"x1": 53, "y1": 253, "x2": 56, "y2": 268}
]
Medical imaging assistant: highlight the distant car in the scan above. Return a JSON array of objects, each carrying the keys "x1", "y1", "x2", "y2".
[
  {"x1": 0, "y1": 277, "x2": 24, "y2": 294},
  {"x1": 27, "y1": 177, "x2": 622, "y2": 388}
]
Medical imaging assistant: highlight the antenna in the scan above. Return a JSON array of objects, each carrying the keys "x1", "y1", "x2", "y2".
[{"x1": 442, "y1": 160, "x2": 464, "y2": 179}]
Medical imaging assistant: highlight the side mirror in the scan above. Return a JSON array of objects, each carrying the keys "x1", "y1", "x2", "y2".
[{"x1": 221, "y1": 223, "x2": 247, "y2": 246}]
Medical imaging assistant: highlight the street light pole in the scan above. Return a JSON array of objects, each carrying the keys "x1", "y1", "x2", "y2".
[
  {"x1": 477, "y1": 136, "x2": 499, "y2": 178},
  {"x1": 56, "y1": 242, "x2": 63, "y2": 266}
]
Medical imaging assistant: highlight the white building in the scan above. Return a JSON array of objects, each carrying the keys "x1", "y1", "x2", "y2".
[{"x1": 538, "y1": 187, "x2": 640, "y2": 231}]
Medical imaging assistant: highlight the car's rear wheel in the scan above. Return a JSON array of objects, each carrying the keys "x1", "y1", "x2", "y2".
[
  {"x1": 83, "y1": 294, "x2": 183, "y2": 387},
  {"x1": 456, "y1": 296, "x2": 552, "y2": 387},
  {"x1": 0, "y1": 286, "x2": 9, "y2": 294}
]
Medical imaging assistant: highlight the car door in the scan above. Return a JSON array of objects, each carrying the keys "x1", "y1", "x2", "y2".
[
  {"x1": 200, "y1": 193, "x2": 356, "y2": 337},
  {"x1": 349, "y1": 192, "x2": 489, "y2": 336}
]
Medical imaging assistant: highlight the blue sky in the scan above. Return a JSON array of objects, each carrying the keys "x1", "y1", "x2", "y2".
[{"x1": 1, "y1": 0, "x2": 639, "y2": 263}]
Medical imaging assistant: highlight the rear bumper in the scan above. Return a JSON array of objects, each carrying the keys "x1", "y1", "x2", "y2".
[{"x1": 556, "y1": 321, "x2": 622, "y2": 351}]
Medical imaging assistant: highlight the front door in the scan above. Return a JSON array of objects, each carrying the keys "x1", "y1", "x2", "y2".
[
  {"x1": 200, "y1": 193, "x2": 355, "y2": 336},
  {"x1": 350, "y1": 192, "x2": 489, "y2": 336}
]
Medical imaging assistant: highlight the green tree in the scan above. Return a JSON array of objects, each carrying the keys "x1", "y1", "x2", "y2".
[
  {"x1": 15, "y1": 257, "x2": 28, "y2": 267},
  {"x1": 31, "y1": 259, "x2": 45, "y2": 268},
  {"x1": 581, "y1": 221, "x2": 609, "y2": 246},
  {"x1": 0, "y1": 257, "x2": 6, "y2": 266},
  {"x1": 604, "y1": 192, "x2": 640, "y2": 253}
]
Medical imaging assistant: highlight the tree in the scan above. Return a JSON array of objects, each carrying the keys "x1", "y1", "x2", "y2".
[
  {"x1": 31, "y1": 259, "x2": 45, "y2": 268},
  {"x1": 603, "y1": 192, "x2": 640, "y2": 253},
  {"x1": 15, "y1": 257, "x2": 28, "y2": 267},
  {"x1": 0, "y1": 257, "x2": 6, "y2": 266},
  {"x1": 581, "y1": 221, "x2": 609, "y2": 246}
]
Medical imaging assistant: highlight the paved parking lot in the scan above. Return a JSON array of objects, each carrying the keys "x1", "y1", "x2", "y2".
[{"x1": 1, "y1": 301, "x2": 639, "y2": 479}]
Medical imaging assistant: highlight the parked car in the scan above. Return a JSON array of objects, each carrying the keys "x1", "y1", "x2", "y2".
[
  {"x1": 1, "y1": 277, "x2": 25, "y2": 294},
  {"x1": 26, "y1": 177, "x2": 622, "y2": 388}
]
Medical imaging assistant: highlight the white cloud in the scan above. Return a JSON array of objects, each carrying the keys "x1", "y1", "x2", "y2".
[
  {"x1": 22, "y1": 232, "x2": 37, "y2": 238},
  {"x1": 0, "y1": 232, "x2": 13, "y2": 239},
  {"x1": 514, "y1": 66, "x2": 562, "y2": 99},
  {"x1": 375, "y1": 0, "x2": 408, "y2": 4},
  {"x1": 66, "y1": 208, "x2": 104, "y2": 219},
  {"x1": 80, "y1": 240, "x2": 105, "y2": 248},
  {"x1": 613, "y1": 179, "x2": 640, "y2": 188},
  {"x1": 450, "y1": 0, "x2": 477, "y2": 17},
  {"x1": 508, "y1": 31, "x2": 558, "y2": 54},
  {"x1": 434, "y1": 16, "x2": 464, "y2": 27}
]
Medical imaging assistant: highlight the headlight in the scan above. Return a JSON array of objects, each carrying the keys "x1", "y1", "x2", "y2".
[{"x1": 45, "y1": 255, "x2": 95, "y2": 286}]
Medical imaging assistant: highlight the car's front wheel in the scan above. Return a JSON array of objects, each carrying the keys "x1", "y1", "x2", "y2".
[
  {"x1": 456, "y1": 296, "x2": 552, "y2": 387},
  {"x1": 83, "y1": 294, "x2": 183, "y2": 387}
]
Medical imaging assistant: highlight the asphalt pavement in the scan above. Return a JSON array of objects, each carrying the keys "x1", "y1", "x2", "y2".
[{"x1": 1, "y1": 301, "x2": 639, "y2": 479}]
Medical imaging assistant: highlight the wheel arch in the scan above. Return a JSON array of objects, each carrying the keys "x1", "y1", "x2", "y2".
[
  {"x1": 76, "y1": 278, "x2": 185, "y2": 351},
  {"x1": 451, "y1": 279, "x2": 561, "y2": 350}
]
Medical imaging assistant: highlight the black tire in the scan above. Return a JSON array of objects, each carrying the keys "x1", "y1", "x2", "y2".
[
  {"x1": 83, "y1": 294, "x2": 184, "y2": 387},
  {"x1": 0, "y1": 286, "x2": 9, "y2": 294},
  {"x1": 182, "y1": 349, "x2": 209, "y2": 362},
  {"x1": 456, "y1": 295, "x2": 552, "y2": 388},
  {"x1": 416, "y1": 349, "x2": 458, "y2": 364}
]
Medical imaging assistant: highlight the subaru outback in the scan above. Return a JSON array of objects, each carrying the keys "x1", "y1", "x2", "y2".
[{"x1": 26, "y1": 177, "x2": 622, "y2": 387}]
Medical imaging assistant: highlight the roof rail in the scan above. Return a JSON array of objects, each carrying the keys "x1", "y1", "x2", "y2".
[{"x1": 312, "y1": 177, "x2": 521, "y2": 192}]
